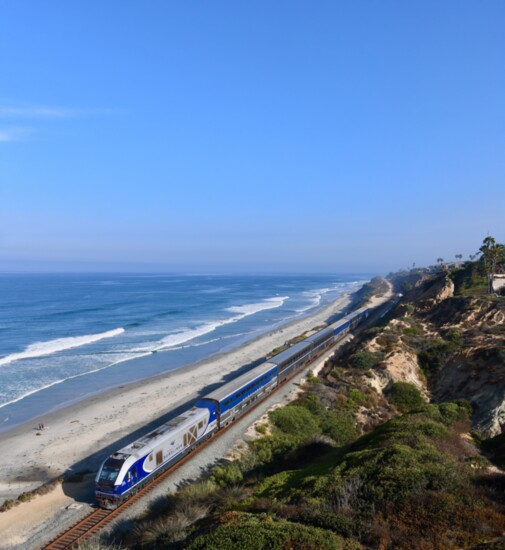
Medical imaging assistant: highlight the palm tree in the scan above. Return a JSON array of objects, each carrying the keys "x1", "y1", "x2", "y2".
[{"x1": 479, "y1": 236, "x2": 505, "y2": 293}]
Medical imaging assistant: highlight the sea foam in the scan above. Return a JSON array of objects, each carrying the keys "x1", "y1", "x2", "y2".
[
  {"x1": 0, "y1": 328, "x2": 125, "y2": 367},
  {"x1": 155, "y1": 296, "x2": 289, "y2": 351}
]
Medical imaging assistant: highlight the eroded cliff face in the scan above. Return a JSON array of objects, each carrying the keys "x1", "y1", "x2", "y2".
[
  {"x1": 425, "y1": 298, "x2": 505, "y2": 437},
  {"x1": 361, "y1": 271, "x2": 505, "y2": 437},
  {"x1": 364, "y1": 318, "x2": 429, "y2": 398},
  {"x1": 415, "y1": 274, "x2": 455, "y2": 312}
]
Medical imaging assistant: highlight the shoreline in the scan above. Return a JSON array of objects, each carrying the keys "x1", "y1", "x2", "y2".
[{"x1": 0, "y1": 288, "x2": 358, "y2": 503}]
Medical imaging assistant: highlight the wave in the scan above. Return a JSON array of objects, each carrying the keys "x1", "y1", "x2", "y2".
[
  {"x1": 156, "y1": 330, "x2": 255, "y2": 352},
  {"x1": 0, "y1": 328, "x2": 125, "y2": 367},
  {"x1": 296, "y1": 286, "x2": 336, "y2": 313},
  {"x1": 42, "y1": 306, "x2": 106, "y2": 319},
  {"x1": 295, "y1": 281, "x2": 366, "y2": 314},
  {"x1": 154, "y1": 296, "x2": 289, "y2": 352},
  {"x1": 226, "y1": 296, "x2": 289, "y2": 316}
]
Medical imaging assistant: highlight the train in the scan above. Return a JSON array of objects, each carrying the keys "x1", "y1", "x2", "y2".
[{"x1": 95, "y1": 306, "x2": 370, "y2": 508}]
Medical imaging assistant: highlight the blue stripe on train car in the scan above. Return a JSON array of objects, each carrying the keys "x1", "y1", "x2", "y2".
[
  {"x1": 334, "y1": 320, "x2": 350, "y2": 336},
  {"x1": 216, "y1": 365, "x2": 278, "y2": 414}
]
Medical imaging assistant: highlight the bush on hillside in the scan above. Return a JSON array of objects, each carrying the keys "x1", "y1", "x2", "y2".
[
  {"x1": 418, "y1": 339, "x2": 458, "y2": 378},
  {"x1": 350, "y1": 351, "x2": 384, "y2": 370},
  {"x1": 270, "y1": 405, "x2": 321, "y2": 440},
  {"x1": 387, "y1": 382, "x2": 425, "y2": 412},
  {"x1": 276, "y1": 394, "x2": 358, "y2": 447},
  {"x1": 186, "y1": 513, "x2": 363, "y2": 550},
  {"x1": 319, "y1": 410, "x2": 358, "y2": 446}
]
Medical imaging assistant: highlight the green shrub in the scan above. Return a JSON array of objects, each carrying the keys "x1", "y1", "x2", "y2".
[
  {"x1": 322, "y1": 438, "x2": 457, "y2": 503},
  {"x1": 247, "y1": 433, "x2": 299, "y2": 468},
  {"x1": 295, "y1": 510, "x2": 366, "y2": 539},
  {"x1": 348, "y1": 388, "x2": 366, "y2": 406},
  {"x1": 350, "y1": 351, "x2": 384, "y2": 370},
  {"x1": 306, "y1": 369, "x2": 318, "y2": 384},
  {"x1": 403, "y1": 326, "x2": 423, "y2": 336},
  {"x1": 270, "y1": 405, "x2": 321, "y2": 440},
  {"x1": 437, "y1": 402, "x2": 470, "y2": 425},
  {"x1": 320, "y1": 410, "x2": 358, "y2": 446},
  {"x1": 387, "y1": 382, "x2": 425, "y2": 412},
  {"x1": 186, "y1": 513, "x2": 362, "y2": 549},
  {"x1": 271, "y1": 395, "x2": 359, "y2": 448},
  {"x1": 176, "y1": 480, "x2": 218, "y2": 504},
  {"x1": 255, "y1": 423, "x2": 267, "y2": 434},
  {"x1": 211, "y1": 462, "x2": 244, "y2": 487},
  {"x1": 418, "y1": 339, "x2": 458, "y2": 378},
  {"x1": 446, "y1": 328, "x2": 463, "y2": 342}
]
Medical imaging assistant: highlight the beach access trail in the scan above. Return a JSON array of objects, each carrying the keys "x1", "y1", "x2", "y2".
[{"x1": 0, "y1": 292, "x2": 353, "y2": 508}]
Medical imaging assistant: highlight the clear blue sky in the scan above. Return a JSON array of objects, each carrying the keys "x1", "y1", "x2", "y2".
[{"x1": 1, "y1": 1, "x2": 504, "y2": 273}]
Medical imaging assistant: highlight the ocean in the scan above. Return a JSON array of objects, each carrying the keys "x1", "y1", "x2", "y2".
[{"x1": 0, "y1": 273, "x2": 368, "y2": 430}]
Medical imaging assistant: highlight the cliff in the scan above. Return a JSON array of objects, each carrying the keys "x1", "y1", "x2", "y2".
[{"x1": 387, "y1": 266, "x2": 505, "y2": 437}]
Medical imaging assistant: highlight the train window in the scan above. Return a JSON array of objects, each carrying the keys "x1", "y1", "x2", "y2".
[
  {"x1": 198, "y1": 421, "x2": 204, "y2": 429},
  {"x1": 156, "y1": 451, "x2": 163, "y2": 465},
  {"x1": 149, "y1": 454, "x2": 153, "y2": 462}
]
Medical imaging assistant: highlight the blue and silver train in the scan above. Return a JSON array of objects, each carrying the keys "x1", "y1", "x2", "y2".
[{"x1": 95, "y1": 306, "x2": 369, "y2": 508}]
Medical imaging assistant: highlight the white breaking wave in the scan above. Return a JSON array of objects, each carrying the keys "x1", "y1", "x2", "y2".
[
  {"x1": 155, "y1": 296, "x2": 289, "y2": 352},
  {"x1": 226, "y1": 296, "x2": 289, "y2": 316},
  {"x1": 0, "y1": 328, "x2": 125, "y2": 367},
  {"x1": 296, "y1": 281, "x2": 367, "y2": 314},
  {"x1": 296, "y1": 287, "x2": 335, "y2": 313}
]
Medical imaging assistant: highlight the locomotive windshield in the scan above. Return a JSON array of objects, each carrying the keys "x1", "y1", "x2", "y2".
[{"x1": 98, "y1": 457, "x2": 124, "y2": 487}]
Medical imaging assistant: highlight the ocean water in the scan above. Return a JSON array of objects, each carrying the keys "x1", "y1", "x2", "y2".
[{"x1": 0, "y1": 273, "x2": 368, "y2": 430}]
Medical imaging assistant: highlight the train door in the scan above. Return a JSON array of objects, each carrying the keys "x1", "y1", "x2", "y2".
[{"x1": 183, "y1": 424, "x2": 198, "y2": 447}]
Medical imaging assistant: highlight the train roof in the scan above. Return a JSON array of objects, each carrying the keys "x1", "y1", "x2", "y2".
[
  {"x1": 268, "y1": 339, "x2": 311, "y2": 367},
  {"x1": 116, "y1": 406, "x2": 208, "y2": 459},
  {"x1": 303, "y1": 326, "x2": 334, "y2": 345},
  {"x1": 342, "y1": 306, "x2": 368, "y2": 321},
  {"x1": 201, "y1": 361, "x2": 277, "y2": 403},
  {"x1": 331, "y1": 317, "x2": 350, "y2": 329}
]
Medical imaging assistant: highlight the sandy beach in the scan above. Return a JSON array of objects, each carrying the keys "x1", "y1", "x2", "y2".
[{"x1": 0, "y1": 291, "x2": 354, "y2": 505}]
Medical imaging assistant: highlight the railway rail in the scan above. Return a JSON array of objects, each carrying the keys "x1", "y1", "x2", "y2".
[{"x1": 41, "y1": 296, "x2": 395, "y2": 549}]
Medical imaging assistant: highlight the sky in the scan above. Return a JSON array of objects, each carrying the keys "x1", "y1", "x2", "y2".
[{"x1": 0, "y1": 1, "x2": 504, "y2": 274}]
